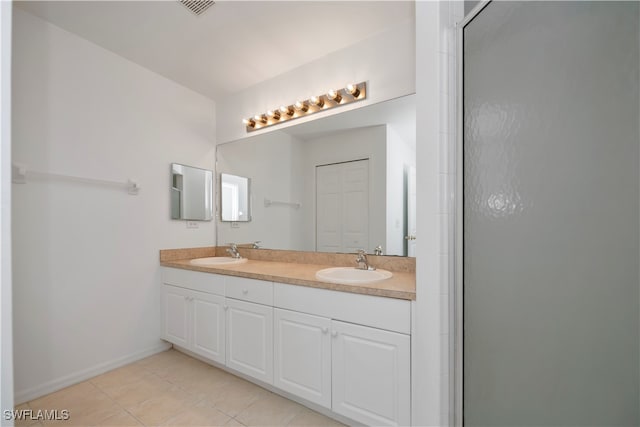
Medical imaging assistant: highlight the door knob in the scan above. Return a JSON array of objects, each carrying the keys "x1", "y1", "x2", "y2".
[
  {"x1": 322, "y1": 327, "x2": 329, "y2": 334},
  {"x1": 405, "y1": 235, "x2": 416, "y2": 241}
]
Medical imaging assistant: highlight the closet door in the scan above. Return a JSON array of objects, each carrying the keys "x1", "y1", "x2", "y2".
[
  {"x1": 463, "y1": 2, "x2": 639, "y2": 425},
  {"x1": 316, "y1": 159, "x2": 369, "y2": 253}
]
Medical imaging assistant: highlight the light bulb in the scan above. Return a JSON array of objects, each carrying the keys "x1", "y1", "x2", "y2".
[
  {"x1": 243, "y1": 118, "x2": 256, "y2": 128},
  {"x1": 309, "y1": 95, "x2": 324, "y2": 107},
  {"x1": 327, "y1": 89, "x2": 342, "y2": 103},
  {"x1": 280, "y1": 105, "x2": 294, "y2": 116},
  {"x1": 267, "y1": 109, "x2": 281, "y2": 120},
  {"x1": 254, "y1": 114, "x2": 267, "y2": 124},
  {"x1": 346, "y1": 83, "x2": 361, "y2": 98},
  {"x1": 294, "y1": 101, "x2": 309, "y2": 112}
]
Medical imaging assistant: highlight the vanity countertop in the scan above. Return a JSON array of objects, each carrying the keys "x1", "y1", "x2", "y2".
[{"x1": 160, "y1": 257, "x2": 416, "y2": 300}]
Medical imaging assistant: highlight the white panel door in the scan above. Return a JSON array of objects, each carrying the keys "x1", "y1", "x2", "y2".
[
  {"x1": 191, "y1": 290, "x2": 225, "y2": 364},
  {"x1": 316, "y1": 163, "x2": 342, "y2": 252},
  {"x1": 331, "y1": 320, "x2": 410, "y2": 426},
  {"x1": 274, "y1": 308, "x2": 332, "y2": 408},
  {"x1": 316, "y1": 159, "x2": 369, "y2": 253},
  {"x1": 225, "y1": 298, "x2": 273, "y2": 384},
  {"x1": 161, "y1": 285, "x2": 189, "y2": 348},
  {"x1": 341, "y1": 161, "x2": 369, "y2": 253}
]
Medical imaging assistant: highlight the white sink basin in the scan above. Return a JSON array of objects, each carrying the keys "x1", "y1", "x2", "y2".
[
  {"x1": 189, "y1": 257, "x2": 248, "y2": 266},
  {"x1": 315, "y1": 267, "x2": 393, "y2": 284}
]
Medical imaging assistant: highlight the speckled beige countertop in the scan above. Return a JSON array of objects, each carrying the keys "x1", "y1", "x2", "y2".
[{"x1": 160, "y1": 247, "x2": 416, "y2": 300}]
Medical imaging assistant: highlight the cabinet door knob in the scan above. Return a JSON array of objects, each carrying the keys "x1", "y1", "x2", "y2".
[
  {"x1": 331, "y1": 331, "x2": 338, "y2": 337},
  {"x1": 322, "y1": 327, "x2": 329, "y2": 334},
  {"x1": 242, "y1": 289, "x2": 248, "y2": 294}
]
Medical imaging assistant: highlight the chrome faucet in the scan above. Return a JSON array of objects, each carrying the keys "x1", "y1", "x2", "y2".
[
  {"x1": 252, "y1": 241, "x2": 262, "y2": 249},
  {"x1": 355, "y1": 249, "x2": 375, "y2": 271},
  {"x1": 226, "y1": 243, "x2": 241, "y2": 259},
  {"x1": 374, "y1": 245, "x2": 383, "y2": 256}
]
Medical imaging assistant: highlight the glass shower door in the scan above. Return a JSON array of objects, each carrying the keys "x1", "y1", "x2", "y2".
[{"x1": 463, "y1": 2, "x2": 639, "y2": 425}]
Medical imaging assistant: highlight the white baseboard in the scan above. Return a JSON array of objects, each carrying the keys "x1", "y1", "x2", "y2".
[{"x1": 14, "y1": 342, "x2": 171, "y2": 404}]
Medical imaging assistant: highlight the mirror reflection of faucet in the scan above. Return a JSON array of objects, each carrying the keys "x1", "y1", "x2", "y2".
[
  {"x1": 226, "y1": 243, "x2": 242, "y2": 259},
  {"x1": 355, "y1": 249, "x2": 376, "y2": 271}
]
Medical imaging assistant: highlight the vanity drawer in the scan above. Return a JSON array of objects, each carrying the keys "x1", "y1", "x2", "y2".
[
  {"x1": 273, "y1": 283, "x2": 411, "y2": 334},
  {"x1": 162, "y1": 267, "x2": 225, "y2": 296},
  {"x1": 225, "y1": 276, "x2": 273, "y2": 305}
]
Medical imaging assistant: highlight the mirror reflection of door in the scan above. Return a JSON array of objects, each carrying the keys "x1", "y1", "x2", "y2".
[{"x1": 316, "y1": 159, "x2": 369, "y2": 253}]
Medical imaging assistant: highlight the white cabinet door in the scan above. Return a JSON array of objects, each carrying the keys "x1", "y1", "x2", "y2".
[
  {"x1": 226, "y1": 298, "x2": 273, "y2": 384},
  {"x1": 274, "y1": 309, "x2": 332, "y2": 408},
  {"x1": 161, "y1": 285, "x2": 189, "y2": 348},
  {"x1": 331, "y1": 320, "x2": 410, "y2": 426},
  {"x1": 191, "y1": 290, "x2": 226, "y2": 364}
]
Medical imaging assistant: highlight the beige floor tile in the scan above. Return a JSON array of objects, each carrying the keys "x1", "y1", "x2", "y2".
[
  {"x1": 159, "y1": 362, "x2": 220, "y2": 386},
  {"x1": 161, "y1": 400, "x2": 231, "y2": 426},
  {"x1": 90, "y1": 410, "x2": 142, "y2": 426},
  {"x1": 13, "y1": 403, "x2": 40, "y2": 427},
  {"x1": 126, "y1": 386, "x2": 199, "y2": 426},
  {"x1": 224, "y1": 418, "x2": 246, "y2": 426},
  {"x1": 91, "y1": 365, "x2": 150, "y2": 390},
  {"x1": 133, "y1": 349, "x2": 192, "y2": 373},
  {"x1": 99, "y1": 374, "x2": 172, "y2": 408},
  {"x1": 40, "y1": 393, "x2": 121, "y2": 426},
  {"x1": 171, "y1": 367, "x2": 235, "y2": 398},
  {"x1": 30, "y1": 381, "x2": 99, "y2": 410},
  {"x1": 235, "y1": 392, "x2": 305, "y2": 427},
  {"x1": 205, "y1": 377, "x2": 271, "y2": 417},
  {"x1": 286, "y1": 408, "x2": 346, "y2": 427}
]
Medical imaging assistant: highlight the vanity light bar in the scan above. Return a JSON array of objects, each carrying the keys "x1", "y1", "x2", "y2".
[{"x1": 243, "y1": 82, "x2": 367, "y2": 133}]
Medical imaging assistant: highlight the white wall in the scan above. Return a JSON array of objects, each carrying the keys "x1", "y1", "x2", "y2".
[
  {"x1": 216, "y1": 18, "x2": 415, "y2": 144},
  {"x1": 12, "y1": 9, "x2": 216, "y2": 403},
  {"x1": 1, "y1": 0, "x2": 14, "y2": 422},
  {"x1": 294, "y1": 126, "x2": 387, "y2": 253}
]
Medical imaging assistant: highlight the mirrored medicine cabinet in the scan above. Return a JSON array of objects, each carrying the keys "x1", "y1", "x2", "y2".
[{"x1": 171, "y1": 163, "x2": 213, "y2": 221}]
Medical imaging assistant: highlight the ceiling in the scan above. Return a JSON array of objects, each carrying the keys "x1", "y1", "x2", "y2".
[{"x1": 17, "y1": 1, "x2": 415, "y2": 100}]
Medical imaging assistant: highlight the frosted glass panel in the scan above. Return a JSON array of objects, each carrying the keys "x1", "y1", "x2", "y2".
[{"x1": 464, "y1": 2, "x2": 639, "y2": 425}]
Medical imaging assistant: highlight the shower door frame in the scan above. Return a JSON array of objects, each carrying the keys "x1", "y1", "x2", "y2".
[{"x1": 453, "y1": 2, "x2": 492, "y2": 426}]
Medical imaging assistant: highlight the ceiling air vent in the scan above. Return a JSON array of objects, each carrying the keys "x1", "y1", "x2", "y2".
[{"x1": 179, "y1": 0, "x2": 214, "y2": 16}]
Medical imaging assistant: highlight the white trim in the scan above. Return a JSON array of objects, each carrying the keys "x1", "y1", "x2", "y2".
[
  {"x1": 0, "y1": 1, "x2": 14, "y2": 422},
  {"x1": 14, "y1": 343, "x2": 171, "y2": 404},
  {"x1": 457, "y1": 0, "x2": 492, "y2": 29},
  {"x1": 453, "y1": 2, "x2": 493, "y2": 426}
]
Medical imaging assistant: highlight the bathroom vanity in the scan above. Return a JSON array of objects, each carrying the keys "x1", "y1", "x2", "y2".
[{"x1": 159, "y1": 247, "x2": 415, "y2": 426}]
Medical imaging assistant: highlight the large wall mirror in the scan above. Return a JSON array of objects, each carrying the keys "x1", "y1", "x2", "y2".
[
  {"x1": 171, "y1": 163, "x2": 214, "y2": 221},
  {"x1": 216, "y1": 94, "x2": 416, "y2": 256}
]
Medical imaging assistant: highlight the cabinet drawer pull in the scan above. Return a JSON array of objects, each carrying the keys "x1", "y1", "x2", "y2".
[{"x1": 242, "y1": 289, "x2": 248, "y2": 295}]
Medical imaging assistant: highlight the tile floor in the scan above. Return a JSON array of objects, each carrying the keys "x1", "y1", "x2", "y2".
[{"x1": 15, "y1": 349, "x2": 345, "y2": 427}]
